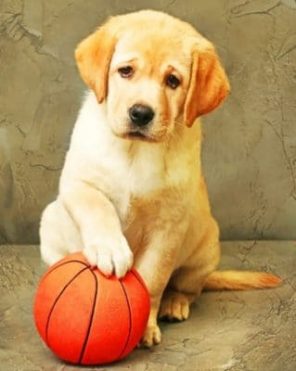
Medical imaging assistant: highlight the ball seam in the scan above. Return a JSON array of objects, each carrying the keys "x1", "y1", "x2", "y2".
[
  {"x1": 45, "y1": 266, "x2": 89, "y2": 345},
  {"x1": 117, "y1": 281, "x2": 132, "y2": 360},
  {"x1": 78, "y1": 269, "x2": 98, "y2": 365},
  {"x1": 41, "y1": 260, "x2": 89, "y2": 283}
]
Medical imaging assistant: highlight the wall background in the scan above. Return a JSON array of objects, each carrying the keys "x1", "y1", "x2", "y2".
[{"x1": 0, "y1": 0, "x2": 295, "y2": 244}]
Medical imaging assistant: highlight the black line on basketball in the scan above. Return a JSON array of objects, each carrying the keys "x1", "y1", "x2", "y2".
[
  {"x1": 78, "y1": 269, "x2": 98, "y2": 365},
  {"x1": 45, "y1": 266, "x2": 89, "y2": 344},
  {"x1": 130, "y1": 270, "x2": 147, "y2": 292},
  {"x1": 117, "y1": 280, "x2": 132, "y2": 359},
  {"x1": 41, "y1": 259, "x2": 90, "y2": 282}
]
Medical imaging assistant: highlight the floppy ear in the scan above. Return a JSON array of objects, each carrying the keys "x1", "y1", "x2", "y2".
[
  {"x1": 184, "y1": 47, "x2": 230, "y2": 127},
  {"x1": 75, "y1": 21, "x2": 117, "y2": 103}
]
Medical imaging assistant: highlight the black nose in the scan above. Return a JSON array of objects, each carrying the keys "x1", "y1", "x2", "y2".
[{"x1": 129, "y1": 104, "x2": 155, "y2": 126}]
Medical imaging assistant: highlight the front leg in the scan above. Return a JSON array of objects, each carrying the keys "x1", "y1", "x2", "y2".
[
  {"x1": 134, "y1": 219, "x2": 188, "y2": 347},
  {"x1": 60, "y1": 181, "x2": 133, "y2": 277}
]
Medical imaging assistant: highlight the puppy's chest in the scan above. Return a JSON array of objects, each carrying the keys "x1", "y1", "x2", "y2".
[{"x1": 105, "y1": 145, "x2": 188, "y2": 221}]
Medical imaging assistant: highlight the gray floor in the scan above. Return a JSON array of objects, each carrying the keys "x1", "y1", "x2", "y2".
[{"x1": 0, "y1": 241, "x2": 295, "y2": 371}]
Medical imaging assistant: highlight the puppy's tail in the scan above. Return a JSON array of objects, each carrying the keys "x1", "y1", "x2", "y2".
[{"x1": 204, "y1": 270, "x2": 282, "y2": 291}]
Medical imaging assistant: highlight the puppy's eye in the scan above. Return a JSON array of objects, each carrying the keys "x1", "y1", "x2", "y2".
[
  {"x1": 166, "y1": 74, "x2": 181, "y2": 89},
  {"x1": 118, "y1": 66, "x2": 133, "y2": 78}
]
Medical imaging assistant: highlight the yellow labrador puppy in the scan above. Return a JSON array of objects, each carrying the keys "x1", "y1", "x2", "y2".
[{"x1": 40, "y1": 10, "x2": 281, "y2": 347}]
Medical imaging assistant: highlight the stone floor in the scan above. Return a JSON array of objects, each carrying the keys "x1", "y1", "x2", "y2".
[{"x1": 0, "y1": 241, "x2": 295, "y2": 371}]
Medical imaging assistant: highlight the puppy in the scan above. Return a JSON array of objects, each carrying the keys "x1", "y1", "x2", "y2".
[{"x1": 40, "y1": 10, "x2": 281, "y2": 347}]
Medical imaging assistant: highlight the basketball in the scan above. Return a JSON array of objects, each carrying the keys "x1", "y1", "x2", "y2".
[{"x1": 34, "y1": 252, "x2": 150, "y2": 365}]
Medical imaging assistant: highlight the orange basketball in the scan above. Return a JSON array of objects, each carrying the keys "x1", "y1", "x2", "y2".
[{"x1": 34, "y1": 252, "x2": 150, "y2": 365}]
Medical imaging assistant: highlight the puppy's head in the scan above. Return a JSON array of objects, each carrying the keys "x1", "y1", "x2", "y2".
[{"x1": 75, "y1": 10, "x2": 230, "y2": 142}]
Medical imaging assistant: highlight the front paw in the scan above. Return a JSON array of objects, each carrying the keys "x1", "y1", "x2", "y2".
[
  {"x1": 141, "y1": 323, "x2": 162, "y2": 348},
  {"x1": 83, "y1": 234, "x2": 133, "y2": 278}
]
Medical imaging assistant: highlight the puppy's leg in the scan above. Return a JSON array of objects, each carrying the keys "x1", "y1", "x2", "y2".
[
  {"x1": 60, "y1": 182, "x2": 133, "y2": 278},
  {"x1": 158, "y1": 288, "x2": 194, "y2": 322},
  {"x1": 159, "y1": 219, "x2": 220, "y2": 321},
  {"x1": 135, "y1": 221, "x2": 188, "y2": 347},
  {"x1": 159, "y1": 267, "x2": 212, "y2": 322},
  {"x1": 40, "y1": 199, "x2": 83, "y2": 265}
]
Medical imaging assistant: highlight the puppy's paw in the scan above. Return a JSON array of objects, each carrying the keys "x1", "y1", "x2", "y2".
[
  {"x1": 159, "y1": 291, "x2": 190, "y2": 322},
  {"x1": 83, "y1": 234, "x2": 133, "y2": 278},
  {"x1": 141, "y1": 323, "x2": 162, "y2": 348}
]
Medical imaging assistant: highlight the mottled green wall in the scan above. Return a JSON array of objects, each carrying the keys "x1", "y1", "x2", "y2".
[{"x1": 0, "y1": 0, "x2": 295, "y2": 243}]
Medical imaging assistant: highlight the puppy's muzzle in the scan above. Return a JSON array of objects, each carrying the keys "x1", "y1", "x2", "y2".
[{"x1": 129, "y1": 104, "x2": 155, "y2": 127}]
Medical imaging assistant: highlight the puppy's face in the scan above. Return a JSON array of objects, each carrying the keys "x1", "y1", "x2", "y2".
[
  {"x1": 75, "y1": 10, "x2": 230, "y2": 142},
  {"x1": 106, "y1": 33, "x2": 191, "y2": 142}
]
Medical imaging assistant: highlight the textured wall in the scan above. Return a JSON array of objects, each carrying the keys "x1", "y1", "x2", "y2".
[{"x1": 0, "y1": 0, "x2": 295, "y2": 244}]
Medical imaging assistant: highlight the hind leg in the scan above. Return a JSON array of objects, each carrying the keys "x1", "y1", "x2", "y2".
[
  {"x1": 39, "y1": 199, "x2": 83, "y2": 266},
  {"x1": 158, "y1": 288, "x2": 194, "y2": 321},
  {"x1": 159, "y1": 220, "x2": 220, "y2": 321},
  {"x1": 159, "y1": 266, "x2": 211, "y2": 321}
]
